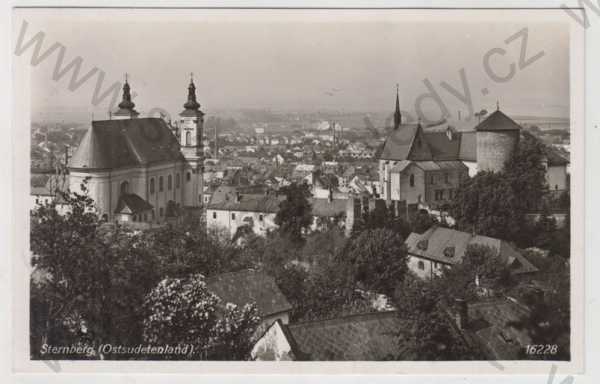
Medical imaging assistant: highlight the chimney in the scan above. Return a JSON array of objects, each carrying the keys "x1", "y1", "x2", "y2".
[{"x1": 454, "y1": 298, "x2": 469, "y2": 330}]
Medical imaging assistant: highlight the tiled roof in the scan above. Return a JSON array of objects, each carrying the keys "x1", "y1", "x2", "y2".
[
  {"x1": 458, "y1": 131, "x2": 477, "y2": 161},
  {"x1": 422, "y1": 131, "x2": 461, "y2": 160},
  {"x1": 309, "y1": 197, "x2": 347, "y2": 217},
  {"x1": 69, "y1": 118, "x2": 184, "y2": 170},
  {"x1": 206, "y1": 269, "x2": 292, "y2": 318},
  {"x1": 544, "y1": 146, "x2": 569, "y2": 166},
  {"x1": 474, "y1": 110, "x2": 522, "y2": 132},
  {"x1": 286, "y1": 311, "x2": 413, "y2": 360},
  {"x1": 379, "y1": 124, "x2": 419, "y2": 161},
  {"x1": 405, "y1": 226, "x2": 538, "y2": 274},
  {"x1": 467, "y1": 299, "x2": 532, "y2": 360},
  {"x1": 114, "y1": 193, "x2": 153, "y2": 214},
  {"x1": 206, "y1": 193, "x2": 283, "y2": 213}
]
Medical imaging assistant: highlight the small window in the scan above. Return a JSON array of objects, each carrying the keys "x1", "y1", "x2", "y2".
[
  {"x1": 143, "y1": 213, "x2": 147, "y2": 221},
  {"x1": 185, "y1": 131, "x2": 191, "y2": 146},
  {"x1": 232, "y1": 213, "x2": 236, "y2": 220},
  {"x1": 159, "y1": 176, "x2": 164, "y2": 192},
  {"x1": 213, "y1": 212, "x2": 217, "y2": 219},
  {"x1": 409, "y1": 174, "x2": 415, "y2": 187},
  {"x1": 149, "y1": 178, "x2": 155, "y2": 194},
  {"x1": 259, "y1": 214, "x2": 263, "y2": 222},
  {"x1": 430, "y1": 175, "x2": 435, "y2": 184},
  {"x1": 175, "y1": 173, "x2": 180, "y2": 188},
  {"x1": 159, "y1": 207, "x2": 164, "y2": 217},
  {"x1": 418, "y1": 261, "x2": 425, "y2": 270},
  {"x1": 444, "y1": 173, "x2": 449, "y2": 183},
  {"x1": 167, "y1": 174, "x2": 172, "y2": 191},
  {"x1": 187, "y1": 172, "x2": 191, "y2": 182},
  {"x1": 120, "y1": 181, "x2": 129, "y2": 195}
]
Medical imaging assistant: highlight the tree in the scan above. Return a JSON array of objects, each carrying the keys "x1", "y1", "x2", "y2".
[
  {"x1": 275, "y1": 182, "x2": 313, "y2": 243},
  {"x1": 436, "y1": 244, "x2": 511, "y2": 302},
  {"x1": 392, "y1": 275, "x2": 476, "y2": 360},
  {"x1": 143, "y1": 274, "x2": 260, "y2": 360},
  {"x1": 343, "y1": 228, "x2": 409, "y2": 297}
]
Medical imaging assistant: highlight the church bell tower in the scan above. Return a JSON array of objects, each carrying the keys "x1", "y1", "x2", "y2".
[{"x1": 180, "y1": 73, "x2": 205, "y2": 208}]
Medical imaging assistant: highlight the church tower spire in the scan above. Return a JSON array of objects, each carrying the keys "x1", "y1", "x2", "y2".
[
  {"x1": 113, "y1": 73, "x2": 139, "y2": 119},
  {"x1": 179, "y1": 73, "x2": 205, "y2": 208},
  {"x1": 394, "y1": 84, "x2": 402, "y2": 130}
]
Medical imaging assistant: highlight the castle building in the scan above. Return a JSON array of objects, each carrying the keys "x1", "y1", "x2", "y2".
[
  {"x1": 379, "y1": 89, "x2": 569, "y2": 208},
  {"x1": 68, "y1": 75, "x2": 204, "y2": 223}
]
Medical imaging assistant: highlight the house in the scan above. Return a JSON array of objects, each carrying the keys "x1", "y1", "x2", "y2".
[
  {"x1": 206, "y1": 269, "x2": 292, "y2": 334},
  {"x1": 404, "y1": 226, "x2": 538, "y2": 280},
  {"x1": 251, "y1": 311, "x2": 413, "y2": 361},
  {"x1": 446, "y1": 297, "x2": 533, "y2": 360}
]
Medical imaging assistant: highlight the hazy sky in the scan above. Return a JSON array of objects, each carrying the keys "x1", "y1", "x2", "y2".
[{"x1": 16, "y1": 9, "x2": 571, "y2": 122}]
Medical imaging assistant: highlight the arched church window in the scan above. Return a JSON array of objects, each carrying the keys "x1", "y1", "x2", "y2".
[
  {"x1": 175, "y1": 173, "x2": 180, "y2": 188},
  {"x1": 186, "y1": 131, "x2": 191, "y2": 146},
  {"x1": 150, "y1": 178, "x2": 155, "y2": 194},
  {"x1": 409, "y1": 174, "x2": 415, "y2": 187},
  {"x1": 159, "y1": 176, "x2": 164, "y2": 192},
  {"x1": 168, "y1": 175, "x2": 172, "y2": 191},
  {"x1": 120, "y1": 181, "x2": 129, "y2": 195}
]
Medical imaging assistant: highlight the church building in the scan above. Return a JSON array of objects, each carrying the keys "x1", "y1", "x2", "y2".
[
  {"x1": 68, "y1": 75, "x2": 205, "y2": 224},
  {"x1": 379, "y1": 87, "x2": 569, "y2": 209}
]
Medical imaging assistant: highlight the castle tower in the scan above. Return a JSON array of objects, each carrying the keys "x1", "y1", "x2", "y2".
[
  {"x1": 180, "y1": 73, "x2": 205, "y2": 207},
  {"x1": 393, "y1": 84, "x2": 402, "y2": 130},
  {"x1": 475, "y1": 103, "x2": 521, "y2": 173},
  {"x1": 112, "y1": 74, "x2": 139, "y2": 120}
]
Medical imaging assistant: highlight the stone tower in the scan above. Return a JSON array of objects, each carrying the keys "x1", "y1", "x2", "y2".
[
  {"x1": 475, "y1": 104, "x2": 521, "y2": 173},
  {"x1": 179, "y1": 74, "x2": 205, "y2": 207}
]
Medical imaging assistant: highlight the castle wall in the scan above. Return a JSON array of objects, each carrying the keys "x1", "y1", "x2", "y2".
[{"x1": 476, "y1": 130, "x2": 519, "y2": 173}]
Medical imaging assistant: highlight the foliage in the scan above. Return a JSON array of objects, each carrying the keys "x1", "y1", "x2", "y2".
[
  {"x1": 275, "y1": 182, "x2": 313, "y2": 243},
  {"x1": 143, "y1": 274, "x2": 260, "y2": 360},
  {"x1": 392, "y1": 275, "x2": 475, "y2": 360},
  {"x1": 343, "y1": 228, "x2": 408, "y2": 297}
]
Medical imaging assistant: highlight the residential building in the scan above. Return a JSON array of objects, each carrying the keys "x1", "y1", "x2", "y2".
[{"x1": 404, "y1": 226, "x2": 538, "y2": 280}]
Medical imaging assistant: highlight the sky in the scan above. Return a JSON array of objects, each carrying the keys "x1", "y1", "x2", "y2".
[{"x1": 14, "y1": 8, "x2": 571, "y2": 123}]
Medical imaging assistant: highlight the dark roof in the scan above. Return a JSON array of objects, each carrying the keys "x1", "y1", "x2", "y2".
[
  {"x1": 206, "y1": 193, "x2": 283, "y2": 213},
  {"x1": 285, "y1": 311, "x2": 412, "y2": 361},
  {"x1": 69, "y1": 118, "x2": 184, "y2": 170},
  {"x1": 422, "y1": 131, "x2": 461, "y2": 160},
  {"x1": 474, "y1": 110, "x2": 522, "y2": 132},
  {"x1": 379, "y1": 124, "x2": 419, "y2": 161},
  {"x1": 467, "y1": 299, "x2": 532, "y2": 360},
  {"x1": 114, "y1": 193, "x2": 153, "y2": 214},
  {"x1": 206, "y1": 269, "x2": 292, "y2": 318},
  {"x1": 545, "y1": 146, "x2": 569, "y2": 166},
  {"x1": 405, "y1": 226, "x2": 538, "y2": 274},
  {"x1": 310, "y1": 197, "x2": 347, "y2": 217},
  {"x1": 458, "y1": 131, "x2": 477, "y2": 161}
]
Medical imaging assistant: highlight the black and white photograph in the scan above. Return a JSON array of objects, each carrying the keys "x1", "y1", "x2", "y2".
[{"x1": 6, "y1": 3, "x2": 593, "y2": 377}]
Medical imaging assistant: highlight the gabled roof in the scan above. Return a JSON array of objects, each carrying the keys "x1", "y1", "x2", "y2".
[
  {"x1": 114, "y1": 193, "x2": 153, "y2": 214},
  {"x1": 544, "y1": 146, "x2": 569, "y2": 166},
  {"x1": 310, "y1": 197, "x2": 347, "y2": 217},
  {"x1": 69, "y1": 118, "x2": 184, "y2": 170},
  {"x1": 206, "y1": 269, "x2": 292, "y2": 318},
  {"x1": 379, "y1": 124, "x2": 419, "y2": 161},
  {"x1": 405, "y1": 226, "x2": 538, "y2": 274},
  {"x1": 474, "y1": 110, "x2": 522, "y2": 132},
  {"x1": 284, "y1": 311, "x2": 413, "y2": 360},
  {"x1": 422, "y1": 131, "x2": 461, "y2": 160}
]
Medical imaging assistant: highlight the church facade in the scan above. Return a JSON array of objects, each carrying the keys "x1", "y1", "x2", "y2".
[{"x1": 68, "y1": 76, "x2": 205, "y2": 223}]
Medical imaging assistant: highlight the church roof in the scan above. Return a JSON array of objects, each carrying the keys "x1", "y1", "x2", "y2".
[
  {"x1": 379, "y1": 124, "x2": 419, "y2": 161},
  {"x1": 474, "y1": 110, "x2": 522, "y2": 132},
  {"x1": 69, "y1": 118, "x2": 184, "y2": 170},
  {"x1": 114, "y1": 193, "x2": 153, "y2": 214}
]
